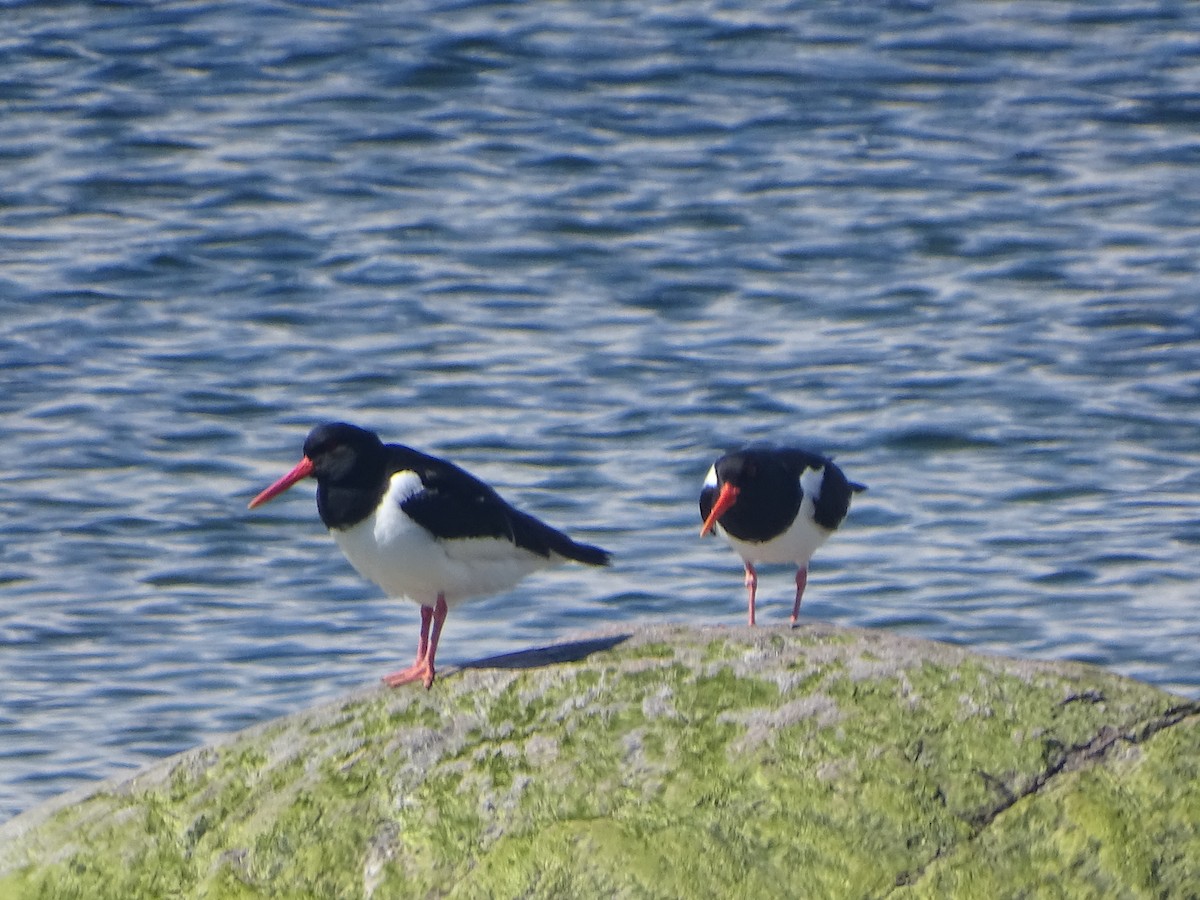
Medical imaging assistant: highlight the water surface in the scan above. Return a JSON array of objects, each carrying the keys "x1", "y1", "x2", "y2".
[{"x1": 2, "y1": 0, "x2": 1198, "y2": 820}]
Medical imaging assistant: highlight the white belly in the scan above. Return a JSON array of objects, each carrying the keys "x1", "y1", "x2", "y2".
[
  {"x1": 331, "y1": 483, "x2": 554, "y2": 608},
  {"x1": 716, "y1": 502, "x2": 831, "y2": 567}
]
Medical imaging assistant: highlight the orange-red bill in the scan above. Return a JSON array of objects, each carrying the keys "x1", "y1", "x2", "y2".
[
  {"x1": 248, "y1": 456, "x2": 315, "y2": 509},
  {"x1": 700, "y1": 482, "x2": 740, "y2": 536}
]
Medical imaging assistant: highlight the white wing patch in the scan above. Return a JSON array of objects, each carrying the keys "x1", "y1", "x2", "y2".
[
  {"x1": 386, "y1": 470, "x2": 425, "y2": 505},
  {"x1": 799, "y1": 464, "x2": 824, "y2": 502}
]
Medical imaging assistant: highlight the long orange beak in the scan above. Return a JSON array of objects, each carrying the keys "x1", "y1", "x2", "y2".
[
  {"x1": 248, "y1": 457, "x2": 315, "y2": 509},
  {"x1": 700, "y1": 482, "x2": 740, "y2": 536}
]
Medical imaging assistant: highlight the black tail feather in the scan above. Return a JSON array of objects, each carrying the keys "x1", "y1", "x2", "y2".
[
  {"x1": 558, "y1": 538, "x2": 612, "y2": 567},
  {"x1": 509, "y1": 508, "x2": 612, "y2": 566}
]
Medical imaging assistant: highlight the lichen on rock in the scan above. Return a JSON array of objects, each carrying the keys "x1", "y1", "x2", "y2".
[{"x1": 0, "y1": 623, "x2": 1196, "y2": 899}]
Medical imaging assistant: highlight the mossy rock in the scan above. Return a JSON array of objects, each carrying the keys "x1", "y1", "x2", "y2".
[{"x1": 1, "y1": 623, "x2": 1197, "y2": 898}]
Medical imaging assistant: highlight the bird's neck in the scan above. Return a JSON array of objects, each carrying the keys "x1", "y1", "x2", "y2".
[{"x1": 317, "y1": 478, "x2": 389, "y2": 530}]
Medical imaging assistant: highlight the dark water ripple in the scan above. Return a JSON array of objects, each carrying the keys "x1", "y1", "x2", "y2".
[{"x1": 1, "y1": 1, "x2": 1199, "y2": 820}]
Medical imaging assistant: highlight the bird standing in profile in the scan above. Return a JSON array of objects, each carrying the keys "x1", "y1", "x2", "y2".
[
  {"x1": 700, "y1": 446, "x2": 864, "y2": 626},
  {"x1": 249, "y1": 422, "x2": 612, "y2": 688}
]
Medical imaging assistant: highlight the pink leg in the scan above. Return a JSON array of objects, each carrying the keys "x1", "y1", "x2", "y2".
[
  {"x1": 744, "y1": 562, "x2": 758, "y2": 626},
  {"x1": 790, "y1": 566, "x2": 809, "y2": 624},
  {"x1": 422, "y1": 594, "x2": 449, "y2": 689},
  {"x1": 414, "y1": 604, "x2": 432, "y2": 663},
  {"x1": 383, "y1": 596, "x2": 448, "y2": 689}
]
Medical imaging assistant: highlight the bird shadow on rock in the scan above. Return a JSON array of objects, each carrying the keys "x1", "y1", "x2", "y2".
[{"x1": 458, "y1": 634, "x2": 632, "y2": 671}]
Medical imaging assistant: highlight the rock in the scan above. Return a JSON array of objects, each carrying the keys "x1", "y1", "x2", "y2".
[{"x1": 1, "y1": 623, "x2": 1197, "y2": 898}]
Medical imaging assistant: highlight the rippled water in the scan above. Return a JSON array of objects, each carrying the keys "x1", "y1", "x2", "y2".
[{"x1": 2, "y1": 1, "x2": 1198, "y2": 821}]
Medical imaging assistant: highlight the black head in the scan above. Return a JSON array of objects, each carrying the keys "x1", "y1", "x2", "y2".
[
  {"x1": 699, "y1": 447, "x2": 808, "y2": 540},
  {"x1": 248, "y1": 422, "x2": 389, "y2": 525},
  {"x1": 711, "y1": 450, "x2": 762, "y2": 490},
  {"x1": 301, "y1": 422, "x2": 386, "y2": 485}
]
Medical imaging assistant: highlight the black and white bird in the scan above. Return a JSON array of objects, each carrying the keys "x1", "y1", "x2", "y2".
[
  {"x1": 699, "y1": 446, "x2": 864, "y2": 626},
  {"x1": 249, "y1": 422, "x2": 612, "y2": 688}
]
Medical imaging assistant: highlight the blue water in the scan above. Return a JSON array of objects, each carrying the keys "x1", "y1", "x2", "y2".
[{"x1": 1, "y1": 1, "x2": 1198, "y2": 822}]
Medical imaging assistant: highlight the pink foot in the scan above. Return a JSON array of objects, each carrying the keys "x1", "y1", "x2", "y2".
[
  {"x1": 382, "y1": 661, "x2": 435, "y2": 689},
  {"x1": 382, "y1": 595, "x2": 447, "y2": 691}
]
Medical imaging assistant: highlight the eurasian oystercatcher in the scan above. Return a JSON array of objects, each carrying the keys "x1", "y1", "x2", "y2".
[
  {"x1": 699, "y1": 446, "x2": 865, "y2": 626},
  {"x1": 248, "y1": 422, "x2": 612, "y2": 688}
]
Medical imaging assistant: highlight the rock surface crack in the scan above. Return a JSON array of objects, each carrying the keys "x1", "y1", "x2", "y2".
[{"x1": 884, "y1": 700, "x2": 1200, "y2": 896}]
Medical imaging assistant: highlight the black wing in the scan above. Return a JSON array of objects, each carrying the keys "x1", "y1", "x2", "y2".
[
  {"x1": 775, "y1": 448, "x2": 865, "y2": 531},
  {"x1": 391, "y1": 446, "x2": 611, "y2": 565}
]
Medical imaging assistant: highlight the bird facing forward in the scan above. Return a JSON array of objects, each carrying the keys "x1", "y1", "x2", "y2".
[{"x1": 700, "y1": 446, "x2": 864, "y2": 626}]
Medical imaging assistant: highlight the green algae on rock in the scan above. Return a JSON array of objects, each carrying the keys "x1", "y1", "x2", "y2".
[{"x1": 0, "y1": 623, "x2": 1197, "y2": 899}]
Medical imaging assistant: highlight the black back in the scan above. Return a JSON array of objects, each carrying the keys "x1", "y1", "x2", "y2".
[
  {"x1": 700, "y1": 446, "x2": 864, "y2": 542},
  {"x1": 305, "y1": 422, "x2": 610, "y2": 566}
]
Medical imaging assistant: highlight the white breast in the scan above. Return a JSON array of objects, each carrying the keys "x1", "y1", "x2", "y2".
[
  {"x1": 331, "y1": 471, "x2": 557, "y2": 608},
  {"x1": 717, "y1": 465, "x2": 832, "y2": 566}
]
